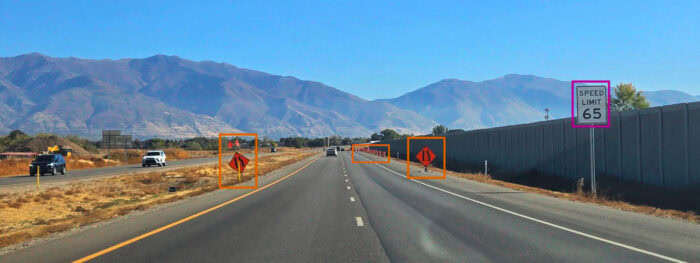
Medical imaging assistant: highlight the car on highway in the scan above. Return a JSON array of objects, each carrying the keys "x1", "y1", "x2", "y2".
[
  {"x1": 270, "y1": 147, "x2": 277, "y2": 152},
  {"x1": 142, "y1": 150, "x2": 167, "y2": 167},
  {"x1": 326, "y1": 147, "x2": 337, "y2": 157},
  {"x1": 29, "y1": 154, "x2": 66, "y2": 176}
]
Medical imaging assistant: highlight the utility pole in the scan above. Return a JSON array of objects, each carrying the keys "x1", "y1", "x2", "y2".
[{"x1": 544, "y1": 108, "x2": 550, "y2": 121}]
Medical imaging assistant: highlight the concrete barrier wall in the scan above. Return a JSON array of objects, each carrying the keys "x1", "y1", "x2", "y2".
[{"x1": 380, "y1": 102, "x2": 700, "y2": 188}]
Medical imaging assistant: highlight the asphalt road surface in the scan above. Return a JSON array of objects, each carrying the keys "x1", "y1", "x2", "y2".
[
  {"x1": 0, "y1": 152, "x2": 276, "y2": 188},
  {"x1": 2, "y1": 151, "x2": 699, "y2": 262}
]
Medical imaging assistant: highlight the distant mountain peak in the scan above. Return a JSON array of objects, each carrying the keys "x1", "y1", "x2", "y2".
[
  {"x1": 8, "y1": 52, "x2": 49, "y2": 59},
  {"x1": 501, "y1": 73, "x2": 536, "y2": 79},
  {"x1": 0, "y1": 53, "x2": 434, "y2": 138}
]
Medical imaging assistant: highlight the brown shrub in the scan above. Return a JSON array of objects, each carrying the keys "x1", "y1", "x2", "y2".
[
  {"x1": 16, "y1": 196, "x2": 29, "y2": 204},
  {"x1": 37, "y1": 191, "x2": 63, "y2": 200},
  {"x1": 8, "y1": 201, "x2": 22, "y2": 209},
  {"x1": 0, "y1": 232, "x2": 32, "y2": 247},
  {"x1": 165, "y1": 148, "x2": 190, "y2": 160},
  {"x1": 183, "y1": 173, "x2": 199, "y2": 184},
  {"x1": 73, "y1": 206, "x2": 88, "y2": 213},
  {"x1": 141, "y1": 185, "x2": 163, "y2": 195},
  {"x1": 0, "y1": 159, "x2": 32, "y2": 176},
  {"x1": 139, "y1": 172, "x2": 164, "y2": 184},
  {"x1": 41, "y1": 222, "x2": 74, "y2": 235}
]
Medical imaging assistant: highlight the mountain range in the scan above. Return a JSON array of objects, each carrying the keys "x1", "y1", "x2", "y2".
[{"x1": 0, "y1": 53, "x2": 696, "y2": 139}]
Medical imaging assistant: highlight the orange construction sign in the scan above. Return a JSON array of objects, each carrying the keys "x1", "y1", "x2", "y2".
[
  {"x1": 416, "y1": 146, "x2": 435, "y2": 167},
  {"x1": 229, "y1": 152, "x2": 249, "y2": 173}
]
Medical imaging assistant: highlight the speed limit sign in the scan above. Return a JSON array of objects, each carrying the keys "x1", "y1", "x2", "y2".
[{"x1": 572, "y1": 81, "x2": 610, "y2": 127}]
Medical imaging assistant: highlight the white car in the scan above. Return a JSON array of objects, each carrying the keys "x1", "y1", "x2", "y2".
[
  {"x1": 326, "y1": 147, "x2": 337, "y2": 157},
  {"x1": 142, "y1": 150, "x2": 167, "y2": 167}
]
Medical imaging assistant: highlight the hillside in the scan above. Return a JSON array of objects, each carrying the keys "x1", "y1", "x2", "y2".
[
  {"x1": 0, "y1": 53, "x2": 434, "y2": 138},
  {"x1": 379, "y1": 75, "x2": 571, "y2": 130}
]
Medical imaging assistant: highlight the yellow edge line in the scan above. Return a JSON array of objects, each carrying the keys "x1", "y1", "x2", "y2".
[{"x1": 73, "y1": 155, "x2": 321, "y2": 263}]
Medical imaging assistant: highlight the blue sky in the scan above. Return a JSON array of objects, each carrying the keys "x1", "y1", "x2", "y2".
[{"x1": 1, "y1": 0, "x2": 698, "y2": 99}]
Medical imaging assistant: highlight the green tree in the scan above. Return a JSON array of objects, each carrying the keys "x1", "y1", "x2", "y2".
[
  {"x1": 329, "y1": 135, "x2": 343, "y2": 146},
  {"x1": 262, "y1": 136, "x2": 274, "y2": 147},
  {"x1": 8, "y1": 130, "x2": 28, "y2": 140},
  {"x1": 185, "y1": 141, "x2": 202, "y2": 150},
  {"x1": 146, "y1": 138, "x2": 166, "y2": 149},
  {"x1": 611, "y1": 83, "x2": 650, "y2": 111},
  {"x1": 432, "y1": 125, "x2": 449, "y2": 135},
  {"x1": 380, "y1": 128, "x2": 401, "y2": 141}
]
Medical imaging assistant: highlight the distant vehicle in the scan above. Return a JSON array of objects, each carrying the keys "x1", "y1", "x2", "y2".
[
  {"x1": 326, "y1": 147, "x2": 337, "y2": 157},
  {"x1": 340, "y1": 148, "x2": 345, "y2": 151},
  {"x1": 142, "y1": 150, "x2": 167, "y2": 167},
  {"x1": 270, "y1": 147, "x2": 277, "y2": 152},
  {"x1": 29, "y1": 154, "x2": 66, "y2": 176},
  {"x1": 336, "y1": 146, "x2": 341, "y2": 151}
]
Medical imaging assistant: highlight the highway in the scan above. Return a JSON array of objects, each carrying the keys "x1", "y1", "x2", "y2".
[
  {"x1": 0, "y1": 152, "x2": 276, "y2": 188},
  {"x1": 2, "y1": 151, "x2": 699, "y2": 262}
]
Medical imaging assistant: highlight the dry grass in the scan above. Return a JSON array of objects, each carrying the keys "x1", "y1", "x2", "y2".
[
  {"x1": 394, "y1": 156, "x2": 700, "y2": 224},
  {"x1": 0, "y1": 149, "x2": 316, "y2": 248}
]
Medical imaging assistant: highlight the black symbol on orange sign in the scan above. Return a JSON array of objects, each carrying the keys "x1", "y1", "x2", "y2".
[
  {"x1": 416, "y1": 146, "x2": 436, "y2": 167},
  {"x1": 229, "y1": 152, "x2": 250, "y2": 173}
]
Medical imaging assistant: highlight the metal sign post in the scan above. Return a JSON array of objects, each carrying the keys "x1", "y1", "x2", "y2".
[
  {"x1": 485, "y1": 160, "x2": 488, "y2": 176},
  {"x1": 572, "y1": 81, "x2": 610, "y2": 196},
  {"x1": 589, "y1": 129, "x2": 596, "y2": 195}
]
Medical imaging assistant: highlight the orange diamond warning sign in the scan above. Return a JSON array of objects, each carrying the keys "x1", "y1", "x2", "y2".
[
  {"x1": 229, "y1": 152, "x2": 249, "y2": 173},
  {"x1": 416, "y1": 146, "x2": 435, "y2": 167}
]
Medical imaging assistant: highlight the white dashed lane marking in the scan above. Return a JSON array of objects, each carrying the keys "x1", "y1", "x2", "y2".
[
  {"x1": 350, "y1": 197, "x2": 355, "y2": 202},
  {"x1": 347, "y1": 186, "x2": 351, "y2": 190},
  {"x1": 355, "y1": 217, "x2": 364, "y2": 227}
]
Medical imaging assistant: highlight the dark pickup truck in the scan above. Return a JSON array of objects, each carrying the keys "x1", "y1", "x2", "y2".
[{"x1": 29, "y1": 154, "x2": 67, "y2": 176}]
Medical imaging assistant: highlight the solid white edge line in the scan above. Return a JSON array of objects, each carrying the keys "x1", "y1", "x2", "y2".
[
  {"x1": 356, "y1": 154, "x2": 686, "y2": 263},
  {"x1": 356, "y1": 217, "x2": 364, "y2": 227}
]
